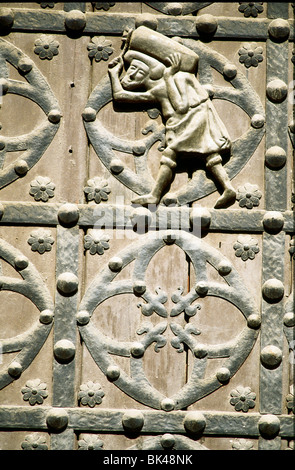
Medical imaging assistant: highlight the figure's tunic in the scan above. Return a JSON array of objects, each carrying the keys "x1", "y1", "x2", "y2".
[{"x1": 164, "y1": 73, "x2": 231, "y2": 157}]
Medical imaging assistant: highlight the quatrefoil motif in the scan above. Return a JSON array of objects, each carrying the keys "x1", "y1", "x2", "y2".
[{"x1": 78, "y1": 230, "x2": 261, "y2": 410}]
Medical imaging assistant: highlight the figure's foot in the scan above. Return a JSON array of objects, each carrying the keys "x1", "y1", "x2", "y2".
[
  {"x1": 131, "y1": 193, "x2": 159, "y2": 207},
  {"x1": 214, "y1": 188, "x2": 236, "y2": 209}
]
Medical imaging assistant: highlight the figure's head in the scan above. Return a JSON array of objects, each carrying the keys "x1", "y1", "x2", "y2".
[
  {"x1": 122, "y1": 50, "x2": 165, "y2": 90},
  {"x1": 121, "y1": 59, "x2": 150, "y2": 90}
]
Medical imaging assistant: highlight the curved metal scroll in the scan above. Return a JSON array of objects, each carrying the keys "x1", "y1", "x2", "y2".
[
  {"x1": 78, "y1": 230, "x2": 260, "y2": 410},
  {"x1": 0, "y1": 239, "x2": 54, "y2": 389},
  {"x1": 0, "y1": 38, "x2": 61, "y2": 190}
]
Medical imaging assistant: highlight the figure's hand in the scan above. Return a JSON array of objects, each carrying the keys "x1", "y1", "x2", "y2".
[
  {"x1": 108, "y1": 55, "x2": 124, "y2": 73},
  {"x1": 165, "y1": 53, "x2": 181, "y2": 76}
]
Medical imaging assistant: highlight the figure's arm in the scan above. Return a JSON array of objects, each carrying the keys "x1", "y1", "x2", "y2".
[
  {"x1": 108, "y1": 56, "x2": 153, "y2": 104},
  {"x1": 163, "y1": 53, "x2": 189, "y2": 114}
]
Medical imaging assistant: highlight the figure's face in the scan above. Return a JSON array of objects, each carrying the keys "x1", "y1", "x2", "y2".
[{"x1": 121, "y1": 60, "x2": 150, "y2": 90}]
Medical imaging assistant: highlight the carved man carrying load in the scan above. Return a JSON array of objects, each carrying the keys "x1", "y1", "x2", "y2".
[{"x1": 108, "y1": 26, "x2": 236, "y2": 209}]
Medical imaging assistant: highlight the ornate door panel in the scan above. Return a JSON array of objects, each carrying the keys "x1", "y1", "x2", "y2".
[{"x1": 0, "y1": 2, "x2": 294, "y2": 452}]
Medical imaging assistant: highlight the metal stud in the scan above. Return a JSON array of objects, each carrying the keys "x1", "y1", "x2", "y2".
[
  {"x1": 161, "y1": 398, "x2": 175, "y2": 412},
  {"x1": 64, "y1": 10, "x2": 86, "y2": 31},
  {"x1": 268, "y1": 18, "x2": 290, "y2": 42},
  {"x1": 265, "y1": 146, "x2": 286, "y2": 169},
  {"x1": 183, "y1": 411, "x2": 206, "y2": 434},
  {"x1": 54, "y1": 339, "x2": 76, "y2": 363},
  {"x1": 258, "y1": 414, "x2": 280, "y2": 439},
  {"x1": 262, "y1": 278, "x2": 284, "y2": 303},
  {"x1": 57, "y1": 272, "x2": 79, "y2": 295},
  {"x1": 46, "y1": 408, "x2": 69, "y2": 432},
  {"x1": 58, "y1": 203, "x2": 79, "y2": 226},
  {"x1": 122, "y1": 410, "x2": 144, "y2": 433},
  {"x1": 8, "y1": 361, "x2": 22, "y2": 378},
  {"x1": 260, "y1": 345, "x2": 282, "y2": 369},
  {"x1": 263, "y1": 211, "x2": 284, "y2": 234}
]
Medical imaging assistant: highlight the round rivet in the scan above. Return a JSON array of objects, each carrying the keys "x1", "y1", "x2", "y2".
[
  {"x1": 183, "y1": 411, "x2": 206, "y2": 434},
  {"x1": 39, "y1": 309, "x2": 54, "y2": 324},
  {"x1": 216, "y1": 367, "x2": 231, "y2": 383},
  {"x1": 261, "y1": 345, "x2": 282, "y2": 369},
  {"x1": 0, "y1": 140, "x2": 5, "y2": 151},
  {"x1": 135, "y1": 13, "x2": 158, "y2": 30},
  {"x1": 265, "y1": 146, "x2": 286, "y2": 169},
  {"x1": 247, "y1": 314, "x2": 261, "y2": 329},
  {"x1": 161, "y1": 433, "x2": 175, "y2": 449},
  {"x1": 263, "y1": 211, "x2": 284, "y2": 233},
  {"x1": 133, "y1": 280, "x2": 146, "y2": 295},
  {"x1": 132, "y1": 144, "x2": 146, "y2": 156},
  {"x1": 76, "y1": 310, "x2": 90, "y2": 325},
  {"x1": 167, "y1": 3, "x2": 183, "y2": 15},
  {"x1": 14, "y1": 255, "x2": 28, "y2": 270},
  {"x1": 163, "y1": 193, "x2": 178, "y2": 206},
  {"x1": 262, "y1": 278, "x2": 284, "y2": 303},
  {"x1": 48, "y1": 109, "x2": 61, "y2": 124},
  {"x1": 0, "y1": 78, "x2": 9, "y2": 94},
  {"x1": 190, "y1": 207, "x2": 211, "y2": 231},
  {"x1": 46, "y1": 408, "x2": 69, "y2": 432},
  {"x1": 58, "y1": 203, "x2": 79, "y2": 226},
  {"x1": 251, "y1": 114, "x2": 265, "y2": 129},
  {"x1": 57, "y1": 272, "x2": 79, "y2": 295},
  {"x1": 108, "y1": 257, "x2": 123, "y2": 272},
  {"x1": 196, "y1": 14, "x2": 218, "y2": 35},
  {"x1": 131, "y1": 342, "x2": 145, "y2": 358},
  {"x1": 14, "y1": 160, "x2": 29, "y2": 176},
  {"x1": 194, "y1": 345, "x2": 208, "y2": 359},
  {"x1": 106, "y1": 365, "x2": 120, "y2": 381},
  {"x1": 54, "y1": 339, "x2": 76, "y2": 363},
  {"x1": 0, "y1": 203, "x2": 4, "y2": 219},
  {"x1": 283, "y1": 311, "x2": 295, "y2": 327},
  {"x1": 218, "y1": 260, "x2": 232, "y2": 276},
  {"x1": 8, "y1": 361, "x2": 22, "y2": 378},
  {"x1": 65, "y1": 10, "x2": 86, "y2": 31},
  {"x1": 223, "y1": 63, "x2": 237, "y2": 80},
  {"x1": 18, "y1": 58, "x2": 33, "y2": 74},
  {"x1": 266, "y1": 79, "x2": 288, "y2": 103},
  {"x1": 161, "y1": 398, "x2": 175, "y2": 412},
  {"x1": 258, "y1": 414, "x2": 280, "y2": 439},
  {"x1": 0, "y1": 8, "x2": 14, "y2": 28},
  {"x1": 195, "y1": 281, "x2": 209, "y2": 296},
  {"x1": 110, "y1": 159, "x2": 124, "y2": 174},
  {"x1": 82, "y1": 107, "x2": 96, "y2": 122},
  {"x1": 122, "y1": 410, "x2": 144, "y2": 432},
  {"x1": 268, "y1": 18, "x2": 290, "y2": 41}
]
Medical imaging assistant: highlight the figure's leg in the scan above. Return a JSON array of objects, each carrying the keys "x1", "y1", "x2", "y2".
[
  {"x1": 206, "y1": 153, "x2": 236, "y2": 209},
  {"x1": 131, "y1": 150, "x2": 177, "y2": 206}
]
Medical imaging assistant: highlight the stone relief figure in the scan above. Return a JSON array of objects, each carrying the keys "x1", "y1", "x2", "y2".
[{"x1": 108, "y1": 26, "x2": 236, "y2": 208}]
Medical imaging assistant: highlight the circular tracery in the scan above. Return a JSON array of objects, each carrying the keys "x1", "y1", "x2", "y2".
[
  {"x1": 78, "y1": 230, "x2": 260, "y2": 410},
  {"x1": 83, "y1": 37, "x2": 265, "y2": 206}
]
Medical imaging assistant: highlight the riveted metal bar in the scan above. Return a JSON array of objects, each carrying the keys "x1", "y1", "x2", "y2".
[
  {"x1": 265, "y1": 41, "x2": 289, "y2": 211},
  {"x1": 260, "y1": 232, "x2": 286, "y2": 415},
  {"x1": 0, "y1": 203, "x2": 294, "y2": 232},
  {"x1": 53, "y1": 225, "x2": 80, "y2": 406},
  {"x1": 5, "y1": 9, "x2": 294, "y2": 40},
  {"x1": 51, "y1": 225, "x2": 80, "y2": 449},
  {"x1": 0, "y1": 406, "x2": 293, "y2": 438}
]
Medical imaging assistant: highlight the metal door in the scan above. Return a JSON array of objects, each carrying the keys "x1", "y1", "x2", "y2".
[{"x1": 0, "y1": 2, "x2": 294, "y2": 451}]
